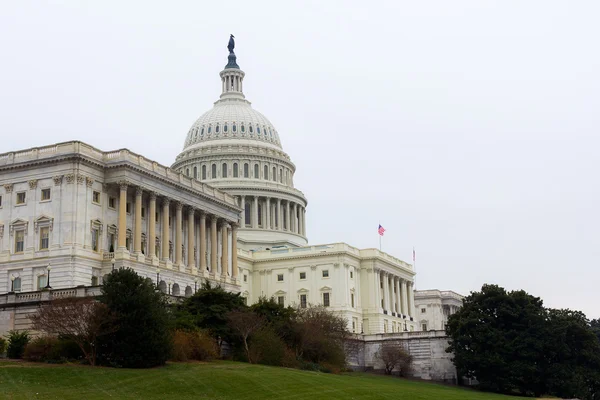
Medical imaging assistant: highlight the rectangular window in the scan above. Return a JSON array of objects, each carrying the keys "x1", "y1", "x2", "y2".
[
  {"x1": 351, "y1": 293, "x2": 355, "y2": 308},
  {"x1": 243, "y1": 274, "x2": 247, "y2": 283},
  {"x1": 155, "y1": 212, "x2": 159, "y2": 222},
  {"x1": 91, "y1": 228, "x2": 99, "y2": 252},
  {"x1": 350, "y1": 271, "x2": 353, "y2": 279},
  {"x1": 0, "y1": 194, "x2": 3, "y2": 207},
  {"x1": 352, "y1": 320, "x2": 356, "y2": 333},
  {"x1": 422, "y1": 324, "x2": 428, "y2": 331},
  {"x1": 41, "y1": 188, "x2": 51, "y2": 201},
  {"x1": 108, "y1": 197, "x2": 116, "y2": 209},
  {"x1": 40, "y1": 227, "x2": 49, "y2": 250},
  {"x1": 37, "y1": 275, "x2": 47, "y2": 289},
  {"x1": 300, "y1": 294, "x2": 307, "y2": 308},
  {"x1": 299, "y1": 272, "x2": 306, "y2": 280},
  {"x1": 91, "y1": 276, "x2": 99, "y2": 286},
  {"x1": 92, "y1": 191, "x2": 101, "y2": 204},
  {"x1": 421, "y1": 308, "x2": 427, "y2": 314},
  {"x1": 126, "y1": 202, "x2": 131, "y2": 214},
  {"x1": 278, "y1": 296, "x2": 284, "y2": 306},
  {"x1": 13, "y1": 278, "x2": 22, "y2": 293},
  {"x1": 141, "y1": 207, "x2": 146, "y2": 218},
  {"x1": 277, "y1": 274, "x2": 284, "y2": 282},
  {"x1": 16, "y1": 192, "x2": 26, "y2": 205},
  {"x1": 323, "y1": 292, "x2": 330, "y2": 307},
  {"x1": 15, "y1": 230, "x2": 24, "y2": 252},
  {"x1": 322, "y1": 270, "x2": 329, "y2": 278}
]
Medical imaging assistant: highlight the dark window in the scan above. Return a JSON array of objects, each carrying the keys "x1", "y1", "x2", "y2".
[
  {"x1": 244, "y1": 163, "x2": 249, "y2": 178},
  {"x1": 300, "y1": 294, "x2": 307, "y2": 308},
  {"x1": 233, "y1": 124, "x2": 237, "y2": 132},
  {"x1": 257, "y1": 126, "x2": 261, "y2": 134},
  {"x1": 222, "y1": 163, "x2": 228, "y2": 178},
  {"x1": 16, "y1": 192, "x2": 26, "y2": 204},
  {"x1": 277, "y1": 274, "x2": 284, "y2": 282},
  {"x1": 194, "y1": 166, "x2": 198, "y2": 179},
  {"x1": 202, "y1": 165, "x2": 207, "y2": 180},
  {"x1": 254, "y1": 164, "x2": 259, "y2": 178},
  {"x1": 323, "y1": 292, "x2": 330, "y2": 307},
  {"x1": 278, "y1": 296, "x2": 284, "y2": 306},
  {"x1": 215, "y1": 124, "x2": 220, "y2": 133},
  {"x1": 299, "y1": 272, "x2": 306, "y2": 280},
  {"x1": 233, "y1": 163, "x2": 239, "y2": 177},
  {"x1": 264, "y1": 165, "x2": 268, "y2": 180},
  {"x1": 224, "y1": 124, "x2": 228, "y2": 132},
  {"x1": 272, "y1": 167, "x2": 276, "y2": 181},
  {"x1": 41, "y1": 188, "x2": 51, "y2": 201},
  {"x1": 241, "y1": 124, "x2": 245, "y2": 133},
  {"x1": 244, "y1": 203, "x2": 251, "y2": 226},
  {"x1": 322, "y1": 270, "x2": 329, "y2": 278},
  {"x1": 211, "y1": 164, "x2": 217, "y2": 179},
  {"x1": 208, "y1": 126, "x2": 211, "y2": 133}
]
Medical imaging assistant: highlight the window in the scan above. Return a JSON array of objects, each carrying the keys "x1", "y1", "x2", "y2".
[
  {"x1": 224, "y1": 124, "x2": 228, "y2": 132},
  {"x1": 232, "y1": 124, "x2": 237, "y2": 132},
  {"x1": 0, "y1": 195, "x2": 3, "y2": 207},
  {"x1": 421, "y1": 308, "x2": 427, "y2": 314},
  {"x1": 351, "y1": 293, "x2": 355, "y2": 308},
  {"x1": 422, "y1": 324, "x2": 428, "y2": 331},
  {"x1": 208, "y1": 125, "x2": 212, "y2": 134},
  {"x1": 257, "y1": 126, "x2": 261, "y2": 134},
  {"x1": 233, "y1": 163, "x2": 239, "y2": 177},
  {"x1": 92, "y1": 191, "x2": 101, "y2": 204},
  {"x1": 186, "y1": 168, "x2": 190, "y2": 176},
  {"x1": 15, "y1": 230, "x2": 24, "y2": 253},
  {"x1": 279, "y1": 169, "x2": 283, "y2": 183},
  {"x1": 109, "y1": 197, "x2": 116, "y2": 209},
  {"x1": 194, "y1": 166, "x2": 198, "y2": 179},
  {"x1": 278, "y1": 296, "x2": 284, "y2": 306},
  {"x1": 299, "y1": 272, "x2": 306, "y2": 280},
  {"x1": 272, "y1": 167, "x2": 276, "y2": 181},
  {"x1": 350, "y1": 271, "x2": 353, "y2": 279},
  {"x1": 264, "y1": 165, "x2": 268, "y2": 180},
  {"x1": 16, "y1": 192, "x2": 26, "y2": 205},
  {"x1": 243, "y1": 274, "x2": 247, "y2": 283},
  {"x1": 352, "y1": 320, "x2": 356, "y2": 333},
  {"x1": 249, "y1": 125, "x2": 253, "y2": 133},
  {"x1": 244, "y1": 203, "x2": 251, "y2": 226},
  {"x1": 91, "y1": 228, "x2": 99, "y2": 252},
  {"x1": 323, "y1": 292, "x2": 330, "y2": 307},
  {"x1": 12, "y1": 277, "x2": 22, "y2": 292},
  {"x1": 254, "y1": 164, "x2": 259, "y2": 178},
  {"x1": 215, "y1": 124, "x2": 219, "y2": 133},
  {"x1": 41, "y1": 188, "x2": 51, "y2": 201},
  {"x1": 211, "y1": 164, "x2": 217, "y2": 179},
  {"x1": 243, "y1": 163, "x2": 249, "y2": 178},
  {"x1": 40, "y1": 227, "x2": 49, "y2": 250},
  {"x1": 141, "y1": 207, "x2": 146, "y2": 218},
  {"x1": 257, "y1": 204, "x2": 262, "y2": 227},
  {"x1": 277, "y1": 274, "x2": 284, "y2": 282},
  {"x1": 126, "y1": 202, "x2": 131, "y2": 214},
  {"x1": 322, "y1": 270, "x2": 329, "y2": 278},
  {"x1": 37, "y1": 275, "x2": 47, "y2": 289},
  {"x1": 91, "y1": 276, "x2": 99, "y2": 286},
  {"x1": 202, "y1": 165, "x2": 207, "y2": 180},
  {"x1": 222, "y1": 163, "x2": 228, "y2": 178},
  {"x1": 300, "y1": 294, "x2": 307, "y2": 308}
]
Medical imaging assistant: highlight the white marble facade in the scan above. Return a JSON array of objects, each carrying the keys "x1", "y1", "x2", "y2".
[
  {"x1": 414, "y1": 290, "x2": 464, "y2": 331},
  {"x1": 0, "y1": 48, "x2": 419, "y2": 333}
]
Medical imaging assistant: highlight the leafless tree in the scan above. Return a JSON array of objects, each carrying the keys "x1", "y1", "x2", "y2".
[
  {"x1": 30, "y1": 297, "x2": 117, "y2": 366},
  {"x1": 375, "y1": 340, "x2": 413, "y2": 376},
  {"x1": 226, "y1": 310, "x2": 264, "y2": 363}
]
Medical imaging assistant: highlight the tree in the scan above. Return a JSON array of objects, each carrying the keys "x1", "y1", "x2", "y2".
[
  {"x1": 227, "y1": 310, "x2": 264, "y2": 363},
  {"x1": 250, "y1": 296, "x2": 297, "y2": 343},
  {"x1": 97, "y1": 268, "x2": 172, "y2": 368},
  {"x1": 590, "y1": 319, "x2": 600, "y2": 343},
  {"x1": 375, "y1": 341, "x2": 412, "y2": 375},
  {"x1": 6, "y1": 331, "x2": 29, "y2": 359},
  {"x1": 30, "y1": 297, "x2": 116, "y2": 366},
  {"x1": 176, "y1": 281, "x2": 246, "y2": 347}
]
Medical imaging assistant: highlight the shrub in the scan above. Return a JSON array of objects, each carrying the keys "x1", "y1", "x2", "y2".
[
  {"x1": 248, "y1": 326, "x2": 287, "y2": 366},
  {"x1": 0, "y1": 337, "x2": 7, "y2": 356},
  {"x1": 6, "y1": 331, "x2": 29, "y2": 359},
  {"x1": 24, "y1": 336, "x2": 84, "y2": 363},
  {"x1": 171, "y1": 330, "x2": 218, "y2": 362}
]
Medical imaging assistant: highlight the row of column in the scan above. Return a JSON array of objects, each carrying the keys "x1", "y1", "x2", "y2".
[
  {"x1": 116, "y1": 181, "x2": 238, "y2": 279},
  {"x1": 237, "y1": 195, "x2": 306, "y2": 236},
  {"x1": 373, "y1": 269, "x2": 414, "y2": 318}
]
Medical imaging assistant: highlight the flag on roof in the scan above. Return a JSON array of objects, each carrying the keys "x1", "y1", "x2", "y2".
[{"x1": 378, "y1": 224, "x2": 385, "y2": 236}]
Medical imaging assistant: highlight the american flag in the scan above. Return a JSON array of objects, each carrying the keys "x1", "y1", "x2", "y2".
[{"x1": 378, "y1": 224, "x2": 385, "y2": 236}]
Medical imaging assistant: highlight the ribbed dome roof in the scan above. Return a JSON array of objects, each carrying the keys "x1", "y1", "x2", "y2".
[{"x1": 183, "y1": 100, "x2": 282, "y2": 150}]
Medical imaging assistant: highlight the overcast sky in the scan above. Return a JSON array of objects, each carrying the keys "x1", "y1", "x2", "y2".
[{"x1": 1, "y1": 1, "x2": 598, "y2": 318}]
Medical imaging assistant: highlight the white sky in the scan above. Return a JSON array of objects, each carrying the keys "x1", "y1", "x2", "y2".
[{"x1": 1, "y1": 1, "x2": 598, "y2": 318}]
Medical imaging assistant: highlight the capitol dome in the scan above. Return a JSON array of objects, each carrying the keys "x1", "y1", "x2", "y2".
[{"x1": 172, "y1": 40, "x2": 308, "y2": 249}]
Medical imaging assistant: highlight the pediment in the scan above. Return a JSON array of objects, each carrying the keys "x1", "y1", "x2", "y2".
[
  {"x1": 320, "y1": 285, "x2": 333, "y2": 292},
  {"x1": 9, "y1": 218, "x2": 28, "y2": 235},
  {"x1": 274, "y1": 290, "x2": 287, "y2": 295},
  {"x1": 297, "y1": 288, "x2": 309, "y2": 293},
  {"x1": 34, "y1": 215, "x2": 54, "y2": 232}
]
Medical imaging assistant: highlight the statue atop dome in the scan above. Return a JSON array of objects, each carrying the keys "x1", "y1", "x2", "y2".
[
  {"x1": 225, "y1": 34, "x2": 239, "y2": 69},
  {"x1": 227, "y1": 34, "x2": 235, "y2": 54}
]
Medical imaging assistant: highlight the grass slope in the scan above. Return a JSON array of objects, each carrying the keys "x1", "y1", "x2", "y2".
[{"x1": 0, "y1": 361, "x2": 527, "y2": 400}]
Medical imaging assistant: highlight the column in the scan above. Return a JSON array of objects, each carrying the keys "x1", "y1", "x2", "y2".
[
  {"x1": 382, "y1": 272, "x2": 390, "y2": 311},
  {"x1": 232, "y1": 224, "x2": 238, "y2": 280},
  {"x1": 134, "y1": 187, "x2": 142, "y2": 254},
  {"x1": 401, "y1": 279, "x2": 409, "y2": 316},
  {"x1": 374, "y1": 269, "x2": 382, "y2": 310},
  {"x1": 298, "y1": 206, "x2": 304, "y2": 236},
  {"x1": 187, "y1": 208, "x2": 195, "y2": 269},
  {"x1": 252, "y1": 196, "x2": 258, "y2": 228},
  {"x1": 118, "y1": 181, "x2": 127, "y2": 249},
  {"x1": 175, "y1": 202, "x2": 183, "y2": 266},
  {"x1": 210, "y1": 216, "x2": 217, "y2": 272},
  {"x1": 285, "y1": 201, "x2": 291, "y2": 231},
  {"x1": 277, "y1": 199, "x2": 282, "y2": 230},
  {"x1": 162, "y1": 199, "x2": 170, "y2": 261},
  {"x1": 148, "y1": 193, "x2": 157, "y2": 259},
  {"x1": 290, "y1": 203, "x2": 295, "y2": 233},
  {"x1": 302, "y1": 208, "x2": 306, "y2": 236},
  {"x1": 408, "y1": 282, "x2": 414, "y2": 318},
  {"x1": 239, "y1": 196, "x2": 245, "y2": 228},
  {"x1": 396, "y1": 278, "x2": 402, "y2": 314},
  {"x1": 265, "y1": 197, "x2": 271, "y2": 230},
  {"x1": 199, "y1": 213, "x2": 207, "y2": 271},
  {"x1": 221, "y1": 222, "x2": 229, "y2": 278}
]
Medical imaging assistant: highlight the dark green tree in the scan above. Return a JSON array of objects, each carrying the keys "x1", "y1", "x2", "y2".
[
  {"x1": 250, "y1": 296, "x2": 297, "y2": 344},
  {"x1": 590, "y1": 318, "x2": 600, "y2": 343},
  {"x1": 97, "y1": 268, "x2": 172, "y2": 368},
  {"x1": 176, "y1": 281, "x2": 246, "y2": 346}
]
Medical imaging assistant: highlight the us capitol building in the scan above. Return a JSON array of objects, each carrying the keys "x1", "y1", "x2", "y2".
[{"x1": 0, "y1": 40, "x2": 456, "y2": 337}]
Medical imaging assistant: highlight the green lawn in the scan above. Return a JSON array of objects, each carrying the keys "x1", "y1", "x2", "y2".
[{"x1": 0, "y1": 360, "x2": 528, "y2": 400}]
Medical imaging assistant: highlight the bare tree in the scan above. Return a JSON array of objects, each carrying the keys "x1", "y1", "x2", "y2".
[
  {"x1": 226, "y1": 310, "x2": 264, "y2": 363},
  {"x1": 30, "y1": 297, "x2": 116, "y2": 366},
  {"x1": 375, "y1": 340, "x2": 413, "y2": 376}
]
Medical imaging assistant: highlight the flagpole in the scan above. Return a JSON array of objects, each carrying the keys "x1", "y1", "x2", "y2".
[{"x1": 413, "y1": 247, "x2": 416, "y2": 290}]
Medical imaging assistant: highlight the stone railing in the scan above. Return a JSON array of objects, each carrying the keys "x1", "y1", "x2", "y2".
[
  {"x1": 0, "y1": 286, "x2": 103, "y2": 305},
  {"x1": 0, "y1": 141, "x2": 238, "y2": 208},
  {"x1": 363, "y1": 329, "x2": 449, "y2": 341}
]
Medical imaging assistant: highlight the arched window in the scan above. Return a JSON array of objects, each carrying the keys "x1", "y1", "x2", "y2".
[
  {"x1": 258, "y1": 203, "x2": 263, "y2": 227},
  {"x1": 222, "y1": 163, "x2": 228, "y2": 178},
  {"x1": 249, "y1": 125, "x2": 253, "y2": 133},
  {"x1": 224, "y1": 124, "x2": 228, "y2": 132},
  {"x1": 279, "y1": 168, "x2": 283, "y2": 183},
  {"x1": 254, "y1": 164, "x2": 259, "y2": 179},
  {"x1": 215, "y1": 124, "x2": 220, "y2": 133},
  {"x1": 241, "y1": 124, "x2": 245, "y2": 133},
  {"x1": 193, "y1": 166, "x2": 198, "y2": 179},
  {"x1": 208, "y1": 125, "x2": 212, "y2": 134},
  {"x1": 244, "y1": 163, "x2": 249, "y2": 178},
  {"x1": 233, "y1": 163, "x2": 239, "y2": 178},
  {"x1": 245, "y1": 203, "x2": 251, "y2": 226},
  {"x1": 273, "y1": 167, "x2": 277, "y2": 181},
  {"x1": 264, "y1": 165, "x2": 269, "y2": 180},
  {"x1": 201, "y1": 127, "x2": 204, "y2": 136},
  {"x1": 233, "y1": 124, "x2": 237, "y2": 132},
  {"x1": 202, "y1": 165, "x2": 207, "y2": 180},
  {"x1": 186, "y1": 168, "x2": 190, "y2": 177},
  {"x1": 211, "y1": 164, "x2": 217, "y2": 179},
  {"x1": 257, "y1": 126, "x2": 261, "y2": 134}
]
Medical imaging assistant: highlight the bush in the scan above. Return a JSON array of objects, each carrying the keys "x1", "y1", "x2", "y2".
[
  {"x1": 248, "y1": 326, "x2": 288, "y2": 366},
  {"x1": 0, "y1": 337, "x2": 7, "y2": 356},
  {"x1": 171, "y1": 330, "x2": 218, "y2": 362},
  {"x1": 6, "y1": 331, "x2": 29, "y2": 359},
  {"x1": 24, "y1": 336, "x2": 84, "y2": 363}
]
